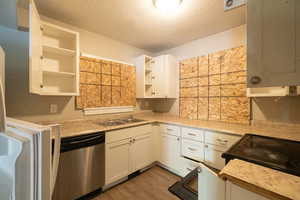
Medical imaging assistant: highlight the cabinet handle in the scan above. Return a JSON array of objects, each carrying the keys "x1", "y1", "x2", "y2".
[
  {"x1": 217, "y1": 138, "x2": 228, "y2": 145},
  {"x1": 166, "y1": 128, "x2": 173, "y2": 131},
  {"x1": 250, "y1": 76, "x2": 261, "y2": 84},
  {"x1": 204, "y1": 144, "x2": 208, "y2": 148},
  {"x1": 188, "y1": 147, "x2": 197, "y2": 152},
  {"x1": 40, "y1": 84, "x2": 44, "y2": 88},
  {"x1": 177, "y1": 137, "x2": 180, "y2": 141},
  {"x1": 188, "y1": 133, "x2": 196, "y2": 136},
  {"x1": 221, "y1": 140, "x2": 228, "y2": 145}
]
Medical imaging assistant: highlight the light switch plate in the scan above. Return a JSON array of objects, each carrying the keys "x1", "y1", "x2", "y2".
[{"x1": 50, "y1": 104, "x2": 58, "y2": 114}]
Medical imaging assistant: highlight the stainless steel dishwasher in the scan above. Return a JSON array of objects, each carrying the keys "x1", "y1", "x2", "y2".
[{"x1": 52, "y1": 132, "x2": 105, "y2": 200}]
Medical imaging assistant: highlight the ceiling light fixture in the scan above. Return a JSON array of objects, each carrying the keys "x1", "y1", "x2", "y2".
[{"x1": 153, "y1": 0, "x2": 183, "y2": 13}]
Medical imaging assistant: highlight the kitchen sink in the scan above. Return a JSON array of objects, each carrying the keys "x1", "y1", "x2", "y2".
[{"x1": 97, "y1": 117, "x2": 145, "y2": 126}]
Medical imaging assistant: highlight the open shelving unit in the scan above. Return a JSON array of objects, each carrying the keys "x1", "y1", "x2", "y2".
[
  {"x1": 136, "y1": 54, "x2": 178, "y2": 99},
  {"x1": 144, "y1": 56, "x2": 155, "y2": 97},
  {"x1": 39, "y1": 22, "x2": 79, "y2": 96},
  {"x1": 29, "y1": 1, "x2": 80, "y2": 97}
]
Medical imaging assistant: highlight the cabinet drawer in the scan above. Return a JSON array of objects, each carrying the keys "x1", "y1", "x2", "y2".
[
  {"x1": 106, "y1": 125, "x2": 152, "y2": 144},
  {"x1": 160, "y1": 124, "x2": 180, "y2": 137},
  {"x1": 181, "y1": 127, "x2": 204, "y2": 142},
  {"x1": 181, "y1": 139, "x2": 204, "y2": 162},
  {"x1": 204, "y1": 131, "x2": 241, "y2": 151},
  {"x1": 180, "y1": 157, "x2": 200, "y2": 177}
]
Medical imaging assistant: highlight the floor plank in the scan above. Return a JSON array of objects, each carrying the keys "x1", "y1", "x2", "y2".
[{"x1": 93, "y1": 166, "x2": 181, "y2": 200}]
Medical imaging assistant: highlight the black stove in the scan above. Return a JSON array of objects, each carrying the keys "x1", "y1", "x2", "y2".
[{"x1": 222, "y1": 134, "x2": 300, "y2": 177}]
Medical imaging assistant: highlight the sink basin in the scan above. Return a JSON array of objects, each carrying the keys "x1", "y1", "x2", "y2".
[{"x1": 97, "y1": 118, "x2": 145, "y2": 126}]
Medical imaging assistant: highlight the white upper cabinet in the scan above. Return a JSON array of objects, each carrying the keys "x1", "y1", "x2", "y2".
[
  {"x1": 247, "y1": 0, "x2": 300, "y2": 88},
  {"x1": 29, "y1": 0, "x2": 79, "y2": 96},
  {"x1": 136, "y1": 55, "x2": 178, "y2": 98}
]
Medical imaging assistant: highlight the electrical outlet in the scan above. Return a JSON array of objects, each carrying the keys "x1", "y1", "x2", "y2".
[{"x1": 50, "y1": 104, "x2": 58, "y2": 114}]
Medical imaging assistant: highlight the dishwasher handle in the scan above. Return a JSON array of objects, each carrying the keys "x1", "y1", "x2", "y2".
[{"x1": 61, "y1": 132, "x2": 105, "y2": 152}]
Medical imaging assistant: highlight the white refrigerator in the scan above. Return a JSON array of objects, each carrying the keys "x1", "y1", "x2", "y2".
[{"x1": 0, "y1": 46, "x2": 61, "y2": 200}]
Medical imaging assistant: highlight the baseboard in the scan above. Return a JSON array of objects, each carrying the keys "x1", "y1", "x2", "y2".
[{"x1": 102, "y1": 162, "x2": 182, "y2": 192}]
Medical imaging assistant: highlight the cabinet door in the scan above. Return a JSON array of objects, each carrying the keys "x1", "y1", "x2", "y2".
[
  {"x1": 160, "y1": 133, "x2": 181, "y2": 173},
  {"x1": 29, "y1": 0, "x2": 42, "y2": 94},
  {"x1": 226, "y1": 181, "x2": 269, "y2": 200},
  {"x1": 248, "y1": 0, "x2": 300, "y2": 87},
  {"x1": 131, "y1": 133, "x2": 153, "y2": 172},
  {"x1": 165, "y1": 55, "x2": 179, "y2": 98},
  {"x1": 204, "y1": 144, "x2": 225, "y2": 170},
  {"x1": 105, "y1": 139, "x2": 130, "y2": 185},
  {"x1": 198, "y1": 163, "x2": 225, "y2": 200},
  {"x1": 152, "y1": 56, "x2": 166, "y2": 97}
]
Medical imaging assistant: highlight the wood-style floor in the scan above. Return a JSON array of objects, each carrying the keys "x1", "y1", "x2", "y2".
[{"x1": 93, "y1": 166, "x2": 181, "y2": 200}]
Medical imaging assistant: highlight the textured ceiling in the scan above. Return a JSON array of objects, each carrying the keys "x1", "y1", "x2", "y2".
[{"x1": 35, "y1": 0, "x2": 245, "y2": 52}]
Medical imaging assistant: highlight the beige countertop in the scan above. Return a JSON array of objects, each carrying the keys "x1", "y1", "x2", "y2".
[
  {"x1": 136, "y1": 113, "x2": 300, "y2": 142},
  {"x1": 44, "y1": 113, "x2": 300, "y2": 142},
  {"x1": 44, "y1": 118, "x2": 155, "y2": 138},
  {"x1": 219, "y1": 159, "x2": 300, "y2": 200},
  {"x1": 41, "y1": 113, "x2": 300, "y2": 200}
]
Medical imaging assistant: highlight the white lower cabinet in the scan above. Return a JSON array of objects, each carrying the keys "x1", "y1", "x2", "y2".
[
  {"x1": 130, "y1": 133, "x2": 153, "y2": 173},
  {"x1": 105, "y1": 125, "x2": 153, "y2": 185},
  {"x1": 226, "y1": 181, "x2": 269, "y2": 200},
  {"x1": 105, "y1": 139, "x2": 131, "y2": 185},
  {"x1": 160, "y1": 133, "x2": 181, "y2": 173}
]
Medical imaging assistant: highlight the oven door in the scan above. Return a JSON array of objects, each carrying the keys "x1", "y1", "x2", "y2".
[{"x1": 169, "y1": 163, "x2": 225, "y2": 200}]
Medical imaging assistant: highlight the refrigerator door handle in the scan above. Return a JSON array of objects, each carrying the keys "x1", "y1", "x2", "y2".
[{"x1": 49, "y1": 124, "x2": 61, "y2": 196}]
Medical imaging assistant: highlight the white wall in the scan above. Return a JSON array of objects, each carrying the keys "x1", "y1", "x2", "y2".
[
  {"x1": 156, "y1": 25, "x2": 246, "y2": 60},
  {"x1": 153, "y1": 25, "x2": 246, "y2": 115}
]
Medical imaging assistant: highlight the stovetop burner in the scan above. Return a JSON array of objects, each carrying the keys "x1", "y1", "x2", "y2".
[{"x1": 222, "y1": 134, "x2": 300, "y2": 177}]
